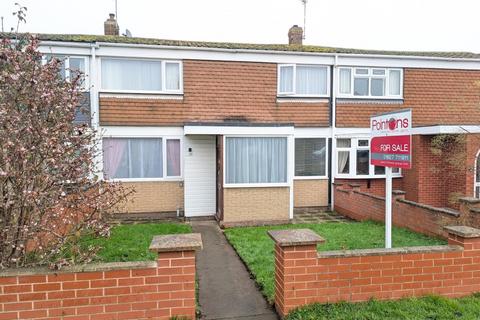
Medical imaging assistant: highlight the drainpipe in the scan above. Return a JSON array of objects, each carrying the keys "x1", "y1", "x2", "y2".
[
  {"x1": 330, "y1": 54, "x2": 339, "y2": 211},
  {"x1": 89, "y1": 43, "x2": 103, "y2": 180}
]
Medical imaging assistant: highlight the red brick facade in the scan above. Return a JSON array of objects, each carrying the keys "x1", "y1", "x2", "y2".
[
  {"x1": 270, "y1": 227, "x2": 480, "y2": 318},
  {"x1": 0, "y1": 251, "x2": 197, "y2": 320},
  {"x1": 337, "y1": 68, "x2": 480, "y2": 127}
]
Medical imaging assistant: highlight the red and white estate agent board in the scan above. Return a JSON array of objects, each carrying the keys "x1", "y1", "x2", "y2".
[{"x1": 370, "y1": 109, "x2": 412, "y2": 248}]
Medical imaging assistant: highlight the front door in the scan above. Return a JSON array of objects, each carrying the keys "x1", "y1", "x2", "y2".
[{"x1": 184, "y1": 135, "x2": 217, "y2": 217}]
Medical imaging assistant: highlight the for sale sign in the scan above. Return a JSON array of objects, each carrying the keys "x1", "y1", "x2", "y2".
[{"x1": 370, "y1": 109, "x2": 412, "y2": 169}]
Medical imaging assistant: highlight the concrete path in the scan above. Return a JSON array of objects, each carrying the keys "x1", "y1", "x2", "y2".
[{"x1": 192, "y1": 220, "x2": 278, "y2": 320}]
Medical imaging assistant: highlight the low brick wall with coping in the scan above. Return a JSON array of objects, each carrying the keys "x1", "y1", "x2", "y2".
[
  {"x1": 333, "y1": 183, "x2": 480, "y2": 237},
  {"x1": 269, "y1": 226, "x2": 480, "y2": 318},
  {"x1": 0, "y1": 233, "x2": 202, "y2": 320}
]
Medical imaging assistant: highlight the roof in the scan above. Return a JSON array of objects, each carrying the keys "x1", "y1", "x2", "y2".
[{"x1": 5, "y1": 33, "x2": 480, "y2": 59}]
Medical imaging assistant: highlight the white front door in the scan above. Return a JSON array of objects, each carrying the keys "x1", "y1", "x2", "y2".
[{"x1": 184, "y1": 135, "x2": 217, "y2": 217}]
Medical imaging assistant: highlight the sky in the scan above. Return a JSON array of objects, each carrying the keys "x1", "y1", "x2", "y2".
[{"x1": 0, "y1": 0, "x2": 479, "y2": 53}]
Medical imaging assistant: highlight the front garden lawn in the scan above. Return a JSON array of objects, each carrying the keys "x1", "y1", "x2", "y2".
[
  {"x1": 81, "y1": 223, "x2": 192, "y2": 262},
  {"x1": 224, "y1": 220, "x2": 446, "y2": 302},
  {"x1": 286, "y1": 294, "x2": 480, "y2": 320}
]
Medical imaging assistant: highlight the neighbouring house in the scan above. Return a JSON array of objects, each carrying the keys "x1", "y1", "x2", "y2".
[{"x1": 29, "y1": 14, "x2": 480, "y2": 227}]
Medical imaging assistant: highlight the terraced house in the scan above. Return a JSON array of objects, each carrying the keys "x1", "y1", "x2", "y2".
[{"x1": 36, "y1": 15, "x2": 480, "y2": 227}]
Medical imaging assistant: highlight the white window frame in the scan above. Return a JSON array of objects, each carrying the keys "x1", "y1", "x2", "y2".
[
  {"x1": 294, "y1": 137, "x2": 329, "y2": 180},
  {"x1": 337, "y1": 67, "x2": 403, "y2": 99},
  {"x1": 98, "y1": 58, "x2": 183, "y2": 95},
  {"x1": 277, "y1": 64, "x2": 330, "y2": 97},
  {"x1": 41, "y1": 55, "x2": 89, "y2": 90},
  {"x1": 335, "y1": 137, "x2": 402, "y2": 179},
  {"x1": 223, "y1": 135, "x2": 291, "y2": 188},
  {"x1": 475, "y1": 150, "x2": 480, "y2": 198},
  {"x1": 102, "y1": 135, "x2": 183, "y2": 182}
]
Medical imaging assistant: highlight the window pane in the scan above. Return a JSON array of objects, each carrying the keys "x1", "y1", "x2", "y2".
[
  {"x1": 296, "y1": 66, "x2": 327, "y2": 95},
  {"x1": 279, "y1": 66, "x2": 294, "y2": 93},
  {"x1": 354, "y1": 78, "x2": 369, "y2": 96},
  {"x1": 46, "y1": 55, "x2": 66, "y2": 79},
  {"x1": 355, "y1": 68, "x2": 368, "y2": 75},
  {"x1": 476, "y1": 186, "x2": 480, "y2": 198},
  {"x1": 102, "y1": 59, "x2": 162, "y2": 91},
  {"x1": 371, "y1": 78, "x2": 385, "y2": 96},
  {"x1": 165, "y1": 62, "x2": 180, "y2": 91},
  {"x1": 69, "y1": 58, "x2": 85, "y2": 75},
  {"x1": 477, "y1": 153, "x2": 480, "y2": 181},
  {"x1": 103, "y1": 138, "x2": 162, "y2": 179},
  {"x1": 167, "y1": 139, "x2": 181, "y2": 176},
  {"x1": 392, "y1": 167, "x2": 400, "y2": 174},
  {"x1": 372, "y1": 69, "x2": 385, "y2": 75},
  {"x1": 358, "y1": 140, "x2": 369, "y2": 147},
  {"x1": 389, "y1": 70, "x2": 401, "y2": 95},
  {"x1": 356, "y1": 150, "x2": 370, "y2": 175},
  {"x1": 226, "y1": 137, "x2": 287, "y2": 184},
  {"x1": 337, "y1": 138, "x2": 351, "y2": 148},
  {"x1": 295, "y1": 138, "x2": 326, "y2": 176},
  {"x1": 375, "y1": 166, "x2": 385, "y2": 175},
  {"x1": 338, "y1": 151, "x2": 350, "y2": 174},
  {"x1": 339, "y1": 68, "x2": 351, "y2": 94}
]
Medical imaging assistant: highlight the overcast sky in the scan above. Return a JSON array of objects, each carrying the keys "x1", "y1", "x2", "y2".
[{"x1": 1, "y1": 0, "x2": 479, "y2": 53}]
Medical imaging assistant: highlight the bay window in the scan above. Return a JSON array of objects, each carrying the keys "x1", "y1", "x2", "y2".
[
  {"x1": 225, "y1": 137, "x2": 288, "y2": 185},
  {"x1": 102, "y1": 137, "x2": 181, "y2": 180},
  {"x1": 338, "y1": 67, "x2": 402, "y2": 98},
  {"x1": 101, "y1": 58, "x2": 182, "y2": 93},
  {"x1": 336, "y1": 138, "x2": 400, "y2": 178},
  {"x1": 295, "y1": 138, "x2": 327, "y2": 177},
  {"x1": 278, "y1": 64, "x2": 329, "y2": 96}
]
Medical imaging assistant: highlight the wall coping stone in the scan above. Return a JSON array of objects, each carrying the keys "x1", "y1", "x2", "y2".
[
  {"x1": 318, "y1": 245, "x2": 463, "y2": 258},
  {"x1": 470, "y1": 207, "x2": 480, "y2": 214},
  {"x1": 392, "y1": 190, "x2": 406, "y2": 195},
  {"x1": 337, "y1": 188, "x2": 350, "y2": 194},
  {"x1": 458, "y1": 197, "x2": 480, "y2": 204},
  {"x1": 150, "y1": 233, "x2": 203, "y2": 253},
  {"x1": 398, "y1": 199, "x2": 460, "y2": 217},
  {"x1": 0, "y1": 261, "x2": 157, "y2": 278},
  {"x1": 354, "y1": 190, "x2": 385, "y2": 201},
  {"x1": 444, "y1": 226, "x2": 480, "y2": 238},
  {"x1": 348, "y1": 183, "x2": 361, "y2": 188},
  {"x1": 268, "y1": 229, "x2": 325, "y2": 247},
  {"x1": 332, "y1": 182, "x2": 344, "y2": 186}
]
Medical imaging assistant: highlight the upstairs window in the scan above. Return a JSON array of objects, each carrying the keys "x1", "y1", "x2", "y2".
[
  {"x1": 338, "y1": 67, "x2": 402, "y2": 98},
  {"x1": 43, "y1": 55, "x2": 87, "y2": 88},
  {"x1": 101, "y1": 58, "x2": 182, "y2": 93},
  {"x1": 278, "y1": 64, "x2": 329, "y2": 96}
]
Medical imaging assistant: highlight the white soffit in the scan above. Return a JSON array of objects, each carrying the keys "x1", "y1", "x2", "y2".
[{"x1": 184, "y1": 125, "x2": 294, "y2": 136}]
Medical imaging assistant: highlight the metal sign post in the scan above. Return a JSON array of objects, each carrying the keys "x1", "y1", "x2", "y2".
[{"x1": 370, "y1": 109, "x2": 412, "y2": 249}]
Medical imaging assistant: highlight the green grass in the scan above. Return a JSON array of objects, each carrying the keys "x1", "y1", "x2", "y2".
[
  {"x1": 81, "y1": 223, "x2": 192, "y2": 262},
  {"x1": 224, "y1": 220, "x2": 446, "y2": 302},
  {"x1": 286, "y1": 294, "x2": 480, "y2": 320}
]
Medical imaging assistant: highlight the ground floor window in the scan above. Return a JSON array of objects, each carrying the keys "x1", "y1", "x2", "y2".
[
  {"x1": 295, "y1": 138, "x2": 327, "y2": 177},
  {"x1": 336, "y1": 137, "x2": 400, "y2": 178},
  {"x1": 475, "y1": 151, "x2": 480, "y2": 198},
  {"x1": 103, "y1": 137, "x2": 181, "y2": 180},
  {"x1": 225, "y1": 137, "x2": 288, "y2": 184}
]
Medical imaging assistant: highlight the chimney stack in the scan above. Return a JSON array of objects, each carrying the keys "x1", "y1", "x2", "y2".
[
  {"x1": 104, "y1": 13, "x2": 119, "y2": 36},
  {"x1": 288, "y1": 25, "x2": 303, "y2": 45}
]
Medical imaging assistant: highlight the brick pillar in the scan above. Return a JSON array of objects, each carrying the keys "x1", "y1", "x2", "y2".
[
  {"x1": 444, "y1": 226, "x2": 480, "y2": 251},
  {"x1": 149, "y1": 233, "x2": 202, "y2": 320},
  {"x1": 268, "y1": 229, "x2": 324, "y2": 318}
]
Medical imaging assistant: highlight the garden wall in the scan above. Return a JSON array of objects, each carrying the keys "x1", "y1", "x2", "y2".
[
  {"x1": 0, "y1": 233, "x2": 202, "y2": 320},
  {"x1": 334, "y1": 183, "x2": 480, "y2": 238},
  {"x1": 269, "y1": 226, "x2": 480, "y2": 318}
]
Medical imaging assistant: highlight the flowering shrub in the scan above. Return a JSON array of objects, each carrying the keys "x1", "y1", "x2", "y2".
[{"x1": 0, "y1": 35, "x2": 130, "y2": 269}]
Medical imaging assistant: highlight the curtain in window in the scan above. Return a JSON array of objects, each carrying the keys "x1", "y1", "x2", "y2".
[
  {"x1": 389, "y1": 70, "x2": 401, "y2": 95},
  {"x1": 101, "y1": 59, "x2": 162, "y2": 91},
  {"x1": 165, "y1": 63, "x2": 180, "y2": 90},
  {"x1": 337, "y1": 151, "x2": 350, "y2": 174},
  {"x1": 279, "y1": 66, "x2": 293, "y2": 93},
  {"x1": 296, "y1": 66, "x2": 327, "y2": 95},
  {"x1": 295, "y1": 138, "x2": 326, "y2": 176},
  {"x1": 339, "y1": 68, "x2": 351, "y2": 94},
  {"x1": 103, "y1": 138, "x2": 163, "y2": 179},
  {"x1": 226, "y1": 137, "x2": 287, "y2": 184},
  {"x1": 167, "y1": 139, "x2": 181, "y2": 176}
]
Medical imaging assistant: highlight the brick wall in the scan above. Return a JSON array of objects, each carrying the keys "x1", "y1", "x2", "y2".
[
  {"x1": 119, "y1": 181, "x2": 184, "y2": 214},
  {"x1": 0, "y1": 234, "x2": 201, "y2": 320},
  {"x1": 269, "y1": 227, "x2": 480, "y2": 318},
  {"x1": 222, "y1": 187, "x2": 290, "y2": 226},
  {"x1": 334, "y1": 184, "x2": 464, "y2": 237},
  {"x1": 336, "y1": 68, "x2": 480, "y2": 127},
  {"x1": 335, "y1": 178, "x2": 403, "y2": 197},
  {"x1": 293, "y1": 179, "x2": 328, "y2": 207},
  {"x1": 100, "y1": 60, "x2": 330, "y2": 127}
]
